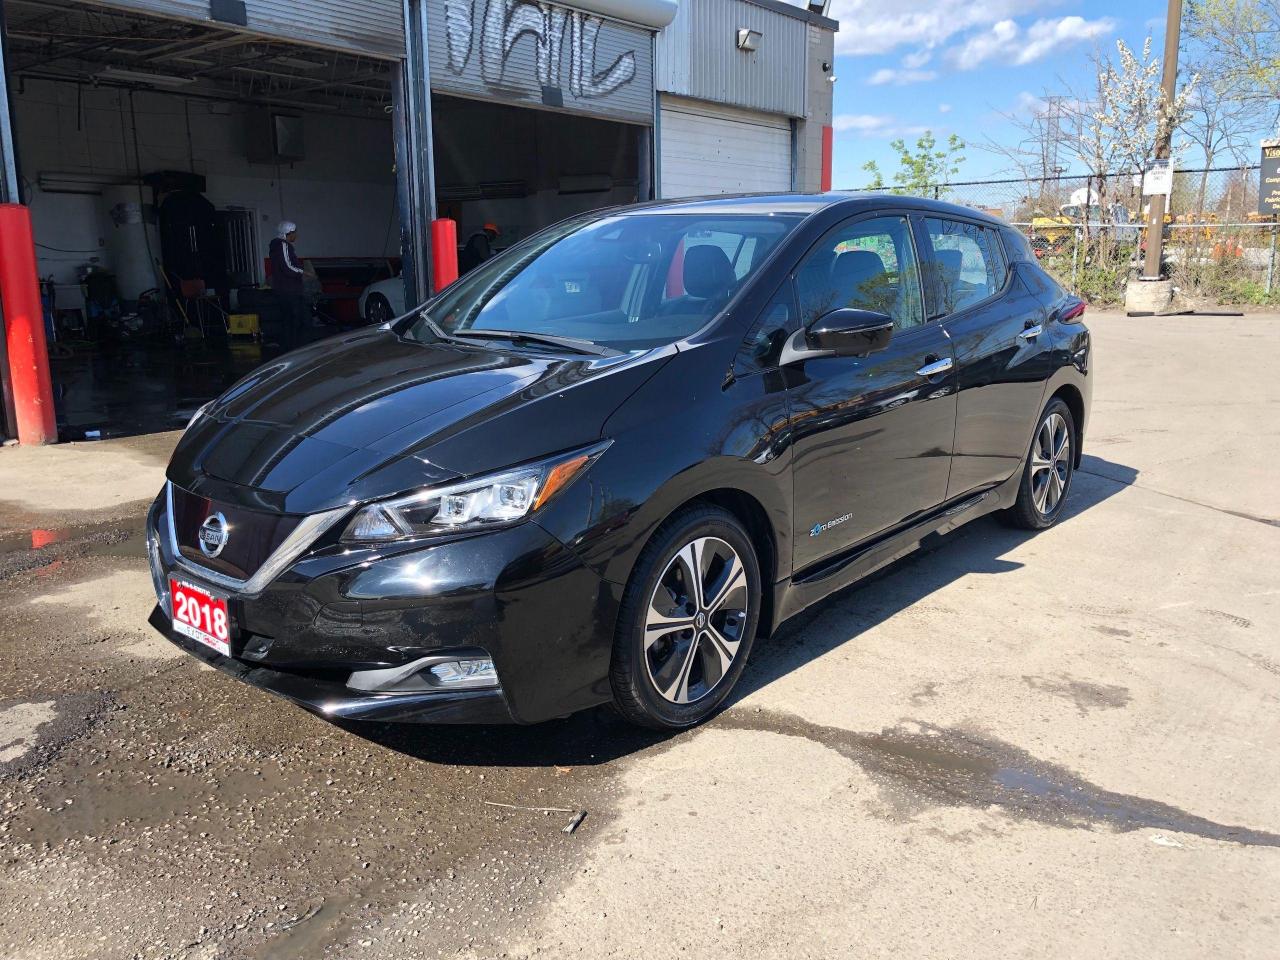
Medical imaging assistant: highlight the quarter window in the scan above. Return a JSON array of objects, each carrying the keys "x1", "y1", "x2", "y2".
[
  {"x1": 923, "y1": 217, "x2": 1004, "y2": 315},
  {"x1": 795, "y1": 216, "x2": 925, "y2": 332},
  {"x1": 738, "y1": 283, "x2": 798, "y2": 370}
]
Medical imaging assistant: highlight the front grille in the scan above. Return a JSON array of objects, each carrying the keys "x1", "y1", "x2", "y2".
[{"x1": 170, "y1": 485, "x2": 303, "y2": 582}]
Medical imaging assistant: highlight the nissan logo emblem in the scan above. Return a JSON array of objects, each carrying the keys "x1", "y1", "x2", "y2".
[{"x1": 198, "y1": 512, "x2": 230, "y2": 558}]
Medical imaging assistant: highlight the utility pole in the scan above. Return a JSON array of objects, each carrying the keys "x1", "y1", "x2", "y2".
[{"x1": 1141, "y1": 0, "x2": 1184, "y2": 280}]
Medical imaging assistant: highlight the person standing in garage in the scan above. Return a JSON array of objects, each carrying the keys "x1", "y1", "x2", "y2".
[
  {"x1": 269, "y1": 220, "x2": 310, "y2": 349},
  {"x1": 460, "y1": 222, "x2": 502, "y2": 274}
]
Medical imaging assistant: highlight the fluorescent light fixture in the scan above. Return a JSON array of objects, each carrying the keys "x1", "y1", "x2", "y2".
[
  {"x1": 37, "y1": 171, "x2": 129, "y2": 195},
  {"x1": 98, "y1": 67, "x2": 196, "y2": 88},
  {"x1": 271, "y1": 55, "x2": 328, "y2": 70}
]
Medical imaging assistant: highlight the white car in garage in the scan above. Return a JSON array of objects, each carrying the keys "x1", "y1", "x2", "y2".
[{"x1": 357, "y1": 275, "x2": 407, "y2": 325}]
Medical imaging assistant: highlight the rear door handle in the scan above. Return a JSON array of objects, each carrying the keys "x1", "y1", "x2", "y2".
[
  {"x1": 916, "y1": 356, "x2": 954, "y2": 377},
  {"x1": 1018, "y1": 322, "x2": 1044, "y2": 341}
]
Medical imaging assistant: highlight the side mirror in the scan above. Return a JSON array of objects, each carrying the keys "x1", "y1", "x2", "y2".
[{"x1": 808, "y1": 308, "x2": 894, "y2": 357}]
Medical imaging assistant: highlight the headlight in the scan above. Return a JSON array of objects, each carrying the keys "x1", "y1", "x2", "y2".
[{"x1": 342, "y1": 441, "x2": 610, "y2": 542}]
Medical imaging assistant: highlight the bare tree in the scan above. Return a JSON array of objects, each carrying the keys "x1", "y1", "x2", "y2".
[{"x1": 1187, "y1": 0, "x2": 1280, "y2": 129}]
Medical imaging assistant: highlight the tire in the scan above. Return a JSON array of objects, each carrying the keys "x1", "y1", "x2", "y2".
[
  {"x1": 365, "y1": 293, "x2": 393, "y2": 325},
  {"x1": 610, "y1": 504, "x2": 762, "y2": 730},
  {"x1": 1003, "y1": 397, "x2": 1076, "y2": 530}
]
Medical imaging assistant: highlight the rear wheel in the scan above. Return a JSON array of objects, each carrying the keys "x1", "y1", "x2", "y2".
[
  {"x1": 1004, "y1": 398, "x2": 1075, "y2": 530},
  {"x1": 365, "y1": 293, "x2": 393, "y2": 325},
  {"x1": 610, "y1": 505, "x2": 761, "y2": 730}
]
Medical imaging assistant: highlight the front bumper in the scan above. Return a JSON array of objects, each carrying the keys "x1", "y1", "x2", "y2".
[
  {"x1": 146, "y1": 490, "x2": 624, "y2": 724},
  {"x1": 149, "y1": 606, "x2": 513, "y2": 722}
]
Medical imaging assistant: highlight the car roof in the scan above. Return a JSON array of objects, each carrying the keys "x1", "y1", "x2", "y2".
[{"x1": 619, "y1": 192, "x2": 1009, "y2": 227}]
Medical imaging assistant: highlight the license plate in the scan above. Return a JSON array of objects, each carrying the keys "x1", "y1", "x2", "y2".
[{"x1": 169, "y1": 578, "x2": 232, "y2": 656}]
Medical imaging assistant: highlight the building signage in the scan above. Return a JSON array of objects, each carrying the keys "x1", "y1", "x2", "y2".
[
  {"x1": 1260, "y1": 141, "x2": 1280, "y2": 218},
  {"x1": 431, "y1": 0, "x2": 655, "y2": 125}
]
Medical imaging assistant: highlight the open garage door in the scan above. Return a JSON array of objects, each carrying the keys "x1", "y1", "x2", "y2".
[
  {"x1": 2, "y1": 0, "x2": 404, "y2": 437},
  {"x1": 425, "y1": 0, "x2": 657, "y2": 270},
  {"x1": 77, "y1": 0, "x2": 404, "y2": 58},
  {"x1": 659, "y1": 95, "x2": 792, "y2": 198}
]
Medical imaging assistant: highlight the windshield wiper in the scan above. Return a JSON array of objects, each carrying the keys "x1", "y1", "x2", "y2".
[
  {"x1": 413, "y1": 310, "x2": 461, "y2": 344},
  {"x1": 452, "y1": 329, "x2": 617, "y2": 357}
]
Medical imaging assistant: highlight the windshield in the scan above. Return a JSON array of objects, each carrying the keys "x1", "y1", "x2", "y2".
[{"x1": 403, "y1": 212, "x2": 802, "y2": 352}]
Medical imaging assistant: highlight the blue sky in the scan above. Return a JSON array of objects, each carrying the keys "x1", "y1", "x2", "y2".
[{"x1": 817, "y1": 0, "x2": 1171, "y2": 186}]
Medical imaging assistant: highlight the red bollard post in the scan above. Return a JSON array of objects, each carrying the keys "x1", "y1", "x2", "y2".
[
  {"x1": 0, "y1": 204, "x2": 57, "y2": 445},
  {"x1": 431, "y1": 218, "x2": 459, "y2": 292}
]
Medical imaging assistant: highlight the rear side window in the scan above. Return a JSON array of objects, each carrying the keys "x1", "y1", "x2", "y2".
[{"x1": 923, "y1": 217, "x2": 1004, "y2": 316}]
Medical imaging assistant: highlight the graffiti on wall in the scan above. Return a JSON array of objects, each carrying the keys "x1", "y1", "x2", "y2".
[{"x1": 442, "y1": 0, "x2": 637, "y2": 99}]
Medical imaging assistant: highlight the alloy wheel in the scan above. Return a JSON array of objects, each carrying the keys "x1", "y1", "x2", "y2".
[
  {"x1": 1030, "y1": 411, "x2": 1071, "y2": 515},
  {"x1": 644, "y1": 537, "x2": 750, "y2": 704},
  {"x1": 367, "y1": 296, "x2": 392, "y2": 325}
]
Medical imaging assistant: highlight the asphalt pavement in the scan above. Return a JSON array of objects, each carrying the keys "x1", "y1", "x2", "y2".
[{"x1": 1, "y1": 310, "x2": 1277, "y2": 959}]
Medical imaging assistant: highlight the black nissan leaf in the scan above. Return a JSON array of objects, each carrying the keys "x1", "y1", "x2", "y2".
[{"x1": 147, "y1": 194, "x2": 1090, "y2": 730}]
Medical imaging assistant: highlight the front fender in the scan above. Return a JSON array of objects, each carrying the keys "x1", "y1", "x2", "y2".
[{"x1": 532, "y1": 343, "x2": 794, "y2": 590}]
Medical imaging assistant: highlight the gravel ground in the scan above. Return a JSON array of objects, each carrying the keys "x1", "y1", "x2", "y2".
[{"x1": 0, "y1": 311, "x2": 1277, "y2": 959}]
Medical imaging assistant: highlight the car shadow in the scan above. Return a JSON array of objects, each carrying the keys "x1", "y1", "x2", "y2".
[
  {"x1": 343, "y1": 458, "x2": 1139, "y2": 768},
  {"x1": 729, "y1": 456, "x2": 1139, "y2": 706}
]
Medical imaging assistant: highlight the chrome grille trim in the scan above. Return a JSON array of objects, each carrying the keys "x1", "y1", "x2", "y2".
[{"x1": 164, "y1": 482, "x2": 350, "y2": 596}]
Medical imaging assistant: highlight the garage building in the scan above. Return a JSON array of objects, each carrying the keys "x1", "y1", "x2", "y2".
[{"x1": 0, "y1": 0, "x2": 836, "y2": 441}]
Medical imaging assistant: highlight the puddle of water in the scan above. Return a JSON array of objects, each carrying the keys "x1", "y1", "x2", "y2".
[
  {"x1": 249, "y1": 893, "x2": 366, "y2": 960},
  {"x1": 716, "y1": 708, "x2": 1280, "y2": 847},
  {"x1": 0, "y1": 515, "x2": 148, "y2": 578}
]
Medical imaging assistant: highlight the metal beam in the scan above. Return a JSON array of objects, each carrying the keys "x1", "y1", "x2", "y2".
[{"x1": 399, "y1": 0, "x2": 436, "y2": 304}]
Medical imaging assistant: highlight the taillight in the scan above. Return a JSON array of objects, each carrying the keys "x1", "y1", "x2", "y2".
[{"x1": 1061, "y1": 299, "x2": 1086, "y2": 322}]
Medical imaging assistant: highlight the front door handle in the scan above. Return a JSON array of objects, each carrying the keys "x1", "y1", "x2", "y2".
[
  {"x1": 916, "y1": 356, "x2": 954, "y2": 377},
  {"x1": 1018, "y1": 322, "x2": 1044, "y2": 341}
]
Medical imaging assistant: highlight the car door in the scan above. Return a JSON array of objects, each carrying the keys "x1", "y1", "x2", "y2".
[
  {"x1": 785, "y1": 213, "x2": 958, "y2": 571},
  {"x1": 918, "y1": 216, "x2": 1056, "y2": 498}
]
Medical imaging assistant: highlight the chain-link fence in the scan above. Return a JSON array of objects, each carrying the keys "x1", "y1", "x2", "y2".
[{"x1": 846, "y1": 166, "x2": 1278, "y2": 306}]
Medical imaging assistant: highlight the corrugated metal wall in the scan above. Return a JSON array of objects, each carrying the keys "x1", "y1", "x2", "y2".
[
  {"x1": 83, "y1": 0, "x2": 405, "y2": 58},
  {"x1": 655, "y1": 0, "x2": 807, "y2": 118},
  {"x1": 429, "y1": 0, "x2": 655, "y2": 125}
]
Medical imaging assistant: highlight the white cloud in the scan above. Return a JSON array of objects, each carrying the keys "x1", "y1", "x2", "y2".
[
  {"x1": 867, "y1": 67, "x2": 939, "y2": 85},
  {"x1": 828, "y1": 0, "x2": 1049, "y2": 56},
  {"x1": 947, "y1": 15, "x2": 1115, "y2": 69},
  {"x1": 938, "y1": 103, "x2": 953, "y2": 114},
  {"x1": 901, "y1": 49, "x2": 933, "y2": 69},
  {"x1": 832, "y1": 113, "x2": 930, "y2": 139}
]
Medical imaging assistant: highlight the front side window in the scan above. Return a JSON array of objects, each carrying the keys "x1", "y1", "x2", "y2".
[
  {"x1": 402, "y1": 213, "x2": 801, "y2": 353},
  {"x1": 794, "y1": 215, "x2": 925, "y2": 333},
  {"x1": 923, "y1": 217, "x2": 1003, "y2": 316}
]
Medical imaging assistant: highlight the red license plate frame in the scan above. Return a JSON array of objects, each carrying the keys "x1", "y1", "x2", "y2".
[{"x1": 169, "y1": 578, "x2": 233, "y2": 656}]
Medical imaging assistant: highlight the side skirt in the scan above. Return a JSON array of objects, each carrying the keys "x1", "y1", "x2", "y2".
[{"x1": 771, "y1": 467, "x2": 1023, "y2": 629}]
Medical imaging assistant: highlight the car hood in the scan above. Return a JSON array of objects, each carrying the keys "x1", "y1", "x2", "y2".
[{"x1": 168, "y1": 326, "x2": 674, "y2": 514}]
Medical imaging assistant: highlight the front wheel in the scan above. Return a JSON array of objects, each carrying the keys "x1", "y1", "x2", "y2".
[
  {"x1": 610, "y1": 505, "x2": 761, "y2": 730},
  {"x1": 1004, "y1": 398, "x2": 1076, "y2": 530}
]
